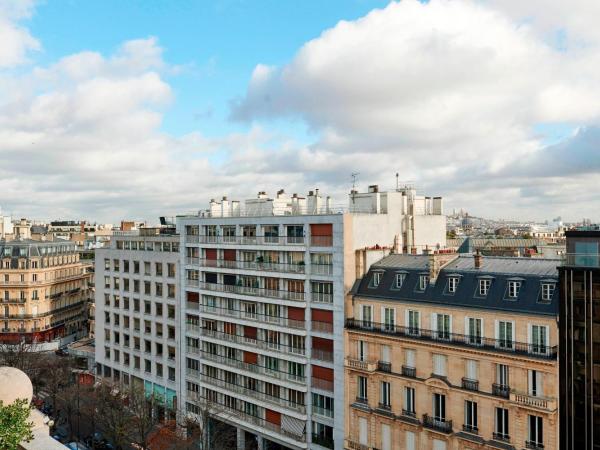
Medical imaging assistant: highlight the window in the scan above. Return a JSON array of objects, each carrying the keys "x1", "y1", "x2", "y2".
[
  {"x1": 465, "y1": 359, "x2": 478, "y2": 381},
  {"x1": 383, "y1": 307, "x2": 395, "y2": 331},
  {"x1": 433, "y1": 313, "x2": 450, "y2": 340},
  {"x1": 447, "y1": 277, "x2": 459, "y2": 293},
  {"x1": 528, "y1": 415, "x2": 543, "y2": 447},
  {"x1": 405, "y1": 431, "x2": 415, "y2": 450},
  {"x1": 404, "y1": 349, "x2": 415, "y2": 369},
  {"x1": 313, "y1": 393, "x2": 334, "y2": 418},
  {"x1": 357, "y1": 376, "x2": 368, "y2": 401},
  {"x1": 360, "y1": 304, "x2": 372, "y2": 328},
  {"x1": 507, "y1": 280, "x2": 521, "y2": 298},
  {"x1": 464, "y1": 400, "x2": 478, "y2": 432},
  {"x1": 359, "y1": 417, "x2": 368, "y2": 446},
  {"x1": 167, "y1": 263, "x2": 176, "y2": 278},
  {"x1": 380, "y1": 345, "x2": 391, "y2": 364},
  {"x1": 404, "y1": 387, "x2": 415, "y2": 416},
  {"x1": 528, "y1": 370, "x2": 543, "y2": 397},
  {"x1": 530, "y1": 324, "x2": 548, "y2": 354},
  {"x1": 155, "y1": 262, "x2": 163, "y2": 276},
  {"x1": 395, "y1": 273, "x2": 406, "y2": 289},
  {"x1": 479, "y1": 278, "x2": 491, "y2": 296},
  {"x1": 496, "y1": 364, "x2": 509, "y2": 387},
  {"x1": 540, "y1": 283, "x2": 555, "y2": 302},
  {"x1": 433, "y1": 354, "x2": 447, "y2": 377},
  {"x1": 371, "y1": 271, "x2": 383, "y2": 288},
  {"x1": 380, "y1": 381, "x2": 391, "y2": 408},
  {"x1": 466, "y1": 317, "x2": 482, "y2": 345},
  {"x1": 418, "y1": 274, "x2": 429, "y2": 291},
  {"x1": 433, "y1": 393, "x2": 446, "y2": 421},
  {"x1": 407, "y1": 310, "x2": 420, "y2": 335},
  {"x1": 497, "y1": 320, "x2": 514, "y2": 349},
  {"x1": 358, "y1": 340, "x2": 368, "y2": 362},
  {"x1": 381, "y1": 423, "x2": 391, "y2": 450},
  {"x1": 495, "y1": 407, "x2": 509, "y2": 440}
]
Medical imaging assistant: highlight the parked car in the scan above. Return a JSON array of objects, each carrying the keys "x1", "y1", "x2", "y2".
[{"x1": 67, "y1": 442, "x2": 90, "y2": 450}]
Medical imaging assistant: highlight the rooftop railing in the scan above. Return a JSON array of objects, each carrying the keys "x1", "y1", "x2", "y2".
[
  {"x1": 346, "y1": 319, "x2": 557, "y2": 359},
  {"x1": 562, "y1": 253, "x2": 600, "y2": 268},
  {"x1": 193, "y1": 280, "x2": 306, "y2": 302}
]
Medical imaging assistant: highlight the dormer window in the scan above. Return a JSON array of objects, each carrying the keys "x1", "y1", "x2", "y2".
[
  {"x1": 447, "y1": 277, "x2": 459, "y2": 294},
  {"x1": 479, "y1": 279, "x2": 491, "y2": 296},
  {"x1": 541, "y1": 283, "x2": 555, "y2": 303},
  {"x1": 370, "y1": 271, "x2": 383, "y2": 288},
  {"x1": 395, "y1": 273, "x2": 406, "y2": 289},
  {"x1": 508, "y1": 280, "x2": 521, "y2": 299},
  {"x1": 418, "y1": 275, "x2": 429, "y2": 291}
]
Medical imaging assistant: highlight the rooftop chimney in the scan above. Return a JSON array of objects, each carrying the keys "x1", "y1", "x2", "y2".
[
  {"x1": 368, "y1": 185, "x2": 379, "y2": 193},
  {"x1": 474, "y1": 250, "x2": 482, "y2": 269}
]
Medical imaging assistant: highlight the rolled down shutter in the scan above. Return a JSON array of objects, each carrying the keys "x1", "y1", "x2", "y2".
[
  {"x1": 381, "y1": 424, "x2": 391, "y2": 450},
  {"x1": 359, "y1": 417, "x2": 368, "y2": 446},
  {"x1": 310, "y1": 224, "x2": 333, "y2": 236},
  {"x1": 406, "y1": 431, "x2": 415, "y2": 450},
  {"x1": 312, "y1": 365, "x2": 333, "y2": 381},
  {"x1": 265, "y1": 409, "x2": 281, "y2": 425},
  {"x1": 243, "y1": 351, "x2": 258, "y2": 364},
  {"x1": 312, "y1": 337, "x2": 333, "y2": 351},
  {"x1": 186, "y1": 291, "x2": 199, "y2": 303},
  {"x1": 205, "y1": 249, "x2": 217, "y2": 260},
  {"x1": 223, "y1": 249, "x2": 236, "y2": 261},
  {"x1": 288, "y1": 307, "x2": 305, "y2": 321},
  {"x1": 311, "y1": 309, "x2": 333, "y2": 323},
  {"x1": 244, "y1": 326, "x2": 257, "y2": 340}
]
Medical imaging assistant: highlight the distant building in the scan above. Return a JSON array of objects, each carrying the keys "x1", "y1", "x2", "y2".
[
  {"x1": 94, "y1": 227, "x2": 180, "y2": 416},
  {"x1": 0, "y1": 240, "x2": 92, "y2": 347},
  {"x1": 559, "y1": 230, "x2": 600, "y2": 450},
  {"x1": 345, "y1": 252, "x2": 559, "y2": 450},
  {"x1": 177, "y1": 185, "x2": 446, "y2": 450}
]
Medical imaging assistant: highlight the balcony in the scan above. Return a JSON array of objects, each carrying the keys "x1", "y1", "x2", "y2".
[
  {"x1": 311, "y1": 377, "x2": 334, "y2": 392},
  {"x1": 402, "y1": 409, "x2": 416, "y2": 419},
  {"x1": 346, "y1": 319, "x2": 557, "y2": 360},
  {"x1": 200, "y1": 374, "x2": 306, "y2": 414},
  {"x1": 510, "y1": 392, "x2": 556, "y2": 411},
  {"x1": 312, "y1": 434, "x2": 334, "y2": 449},
  {"x1": 345, "y1": 440, "x2": 369, "y2": 450},
  {"x1": 200, "y1": 351, "x2": 306, "y2": 384},
  {"x1": 194, "y1": 281, "x2": 306, "y2": 302},
  {"x1": 525, "y1": 441, "x2": 545, "y2": 449},
  {"x1": 312, "y1": 292, "x2": 333, "y2": 304},
  {"x1": 462, "y1": 424, "x2": 478, "y2": 434},
  {"x1": 355, "y1": 396, "x2": 368, "y2": 405},
  {"x1": 492, "y1": 383, "x2": 510, "y2": 398},
  {"x1": 201, "y1": 328, "x2": 306, "y2": 357},
  {"x1": 312, "y1": 405, "x2": 334, "y2": 419},
  {"x1": 311, "y1": 321, "x2": 333, "y2": 333},
  {"x1": 401, "y1": 365, "x2": 416, "y2": 378},
  {"x1": 310, "y1": 236, "x2": 333, "y2": 247},
  {"x1": 312, "y1": 349, "x2": 334, "y2": 363},
  {"x1": 198, "y1": 305, "x2": 306, "y2": 330},
  {"x1": 422, "y1": 414, "x2": 452, "y2": 434},
  {"x1": 461, "y1": 378, "x2": 479, "y2": 391},
  {"x1": 345, "y1": 357, "x2": 377, "y2": 372},
  {"x1": 196, "y1": 258, "x2": 306, "y2": 275},
  {"x1": 492, "y1": 432, "x2": 510, "y2": 443},
  {"x1": 186, "y1": 391, "x2": 306, "y2": 443},
  {"x1": 187, "y1": 235, "x2": 307, "y2": 246},
  {"x1": 310, "y1": 264, "x2": 333, "y2": 276},
  {"x1": 377, "y1": 402, "x2": 391, "y2": 412},
  {"x1": 377, "y1": 361, "x2": 391, "y2": 373}
]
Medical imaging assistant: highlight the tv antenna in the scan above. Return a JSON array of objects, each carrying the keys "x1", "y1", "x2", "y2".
[{"x1": 351, "y1": 172, "x2": 359, "y2": 205}]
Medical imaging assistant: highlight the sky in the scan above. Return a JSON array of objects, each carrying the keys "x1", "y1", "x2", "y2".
[{"x1": 1, "y1": 0, "x2": 600, "y2": 223}]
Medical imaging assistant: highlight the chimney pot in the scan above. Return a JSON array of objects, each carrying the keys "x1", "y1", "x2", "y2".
[{"x1": 474, "y1": 250, "x2": 482, "y2": 269}]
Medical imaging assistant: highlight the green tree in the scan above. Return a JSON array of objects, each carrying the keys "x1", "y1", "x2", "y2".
[{"x1": 0, "y1": 399, "x2": 34, "y2": 450}]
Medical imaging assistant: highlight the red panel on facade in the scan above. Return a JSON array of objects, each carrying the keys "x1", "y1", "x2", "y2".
[
  {"x1": 186, "y1": 291, "x2": 199, "y2": 302},
  {"x1": 223, "y1": 249, "x2": 236, "y2": 261},
  {"x1": 243, "y1": 352, "x2": 258, "y2": 364},
  {"x1": 311, "y1": 309, "x2": 333, "y2": 323},
  {"x1": 265, "y1": 409, "x2": 281, "y2": 425},
  {"x1": 243, "y1": 326, "x2": 257, "y2": 339},
  {"x1": 310, "y1": 224, "x2": 333, "y2": 236},
  {"x1": 312, "y1": 337, "x2": 334, "y2": 351},
  {"x1": 287, "y1": 307, "x2": 305, "y2": 321},
  {"x1": 312, "y1": 365, "x2": 334, "y2": 381},
  {"x1": 205, "y1": 249, "x2": 217, "y2": 260}
]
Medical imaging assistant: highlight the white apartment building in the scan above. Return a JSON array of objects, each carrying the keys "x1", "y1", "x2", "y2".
[
  {"x1": 177, "y1": 186, "x2": 446, "y2": 450},
  {"x1": 94, "y1": 227, "x2": 181, "y2": 415}
]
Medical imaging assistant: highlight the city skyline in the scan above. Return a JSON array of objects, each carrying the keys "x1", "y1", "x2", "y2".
[{"x1": 1, "y1": 0, "x2": 600, "y2": 222}]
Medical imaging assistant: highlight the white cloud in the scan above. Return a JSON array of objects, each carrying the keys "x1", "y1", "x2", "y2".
[
  {"x1": 231, "y1": 0, "x2": 600, "y2": 220},
  {"x1": 0, "y1": 0, "x2": 39, "y2": 67}
]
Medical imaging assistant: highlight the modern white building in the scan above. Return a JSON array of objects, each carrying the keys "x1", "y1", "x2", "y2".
[
  {"x1": 177, "y1": 186, "x2": 446, "y2": 450},
  {"x1": 94, "y1": 227, "x2": 181, "y2": 416}
]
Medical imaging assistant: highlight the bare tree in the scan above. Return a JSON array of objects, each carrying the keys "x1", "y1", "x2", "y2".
[
  {"x1": 37, "y1": 355, "x2": 76, "y2": 410},
  {"x1": 95, "y1": 383, "x2": 133, "y2": 450},
  {"x1": 126, "y1": 385, "x2": 163, "y2": 450}
]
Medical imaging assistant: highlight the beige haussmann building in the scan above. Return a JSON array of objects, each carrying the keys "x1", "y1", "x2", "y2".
[
  {"x1": 0, "y1": 239, "x2": 92, "y2": 345},
  {"x1": 345, "y1": 252, "x2": 559, "y2": 450}
]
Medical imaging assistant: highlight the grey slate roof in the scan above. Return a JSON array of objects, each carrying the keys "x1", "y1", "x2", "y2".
[{"x1": 356, "y1": 254, "x2": 559, "y2": 316}]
